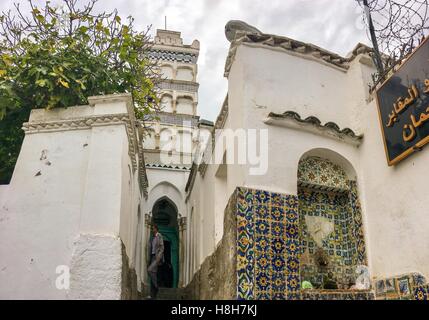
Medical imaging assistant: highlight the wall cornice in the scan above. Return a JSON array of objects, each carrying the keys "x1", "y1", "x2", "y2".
[
  {"x1": 224, "y1": 30, "x2": 373, "y2": 77},
  {"x1": 264, "y1": 111, "x2": 363, "y2": 146}
]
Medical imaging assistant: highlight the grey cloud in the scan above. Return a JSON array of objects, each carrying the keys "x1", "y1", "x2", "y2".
[{"x1": 1, "y1": 0, "x2": 371, "y2": 121}]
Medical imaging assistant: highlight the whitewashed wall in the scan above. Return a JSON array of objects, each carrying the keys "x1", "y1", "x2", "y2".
[
  {"x1": 229, "y1": 43, "x2": 429, "y2": 281},
  {"x1": 187, "y1": 39, "x2": 429, "y2": 287},
  {"x1": 0, "y1": 94, "x2": 146, "y2": 299}
]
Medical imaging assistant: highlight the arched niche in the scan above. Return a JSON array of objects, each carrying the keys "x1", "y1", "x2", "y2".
[
  {"x1": 176, "y1": 66, "x2": 194, "y2": 81},
  {"x1": 299, "y1": 148, "x2": 357, "y2": 181},
  {"x1": 161, "y1": 64, "x2": 174, "y2": 79},
  {"x1": 159, "y1": 128, "x2": 175, "y2": 152},
  {"x1": 297, "y1": 149, "x2": 367, "y2": 290},
  {"x1": 142, "y1": 129, "x2": 156, "y2": 150},
  {"x1": 160, "y1": 94, "x2": 173, "y2": 113},
  {"x1": 176, "y1": 96, "x2": 194, "y2": 115}
]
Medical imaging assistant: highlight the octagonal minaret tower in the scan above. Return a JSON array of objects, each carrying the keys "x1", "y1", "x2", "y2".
[{"x1": 143, "y1": 29, "x2": 201, "y2": 167}]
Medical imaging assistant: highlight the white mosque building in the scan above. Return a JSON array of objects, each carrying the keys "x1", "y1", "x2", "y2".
[{"x1": 0, "y1": 21, "x2": 429, "y2": 301}]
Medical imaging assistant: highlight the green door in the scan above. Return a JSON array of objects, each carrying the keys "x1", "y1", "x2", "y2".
[{"x1": 159, "y1": 226, "x2": 179, "y2": 288}]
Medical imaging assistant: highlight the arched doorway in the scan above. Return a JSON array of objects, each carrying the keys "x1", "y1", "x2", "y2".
[{"x1": 152, "y1": 197, "x2": 179, "y2": 288}]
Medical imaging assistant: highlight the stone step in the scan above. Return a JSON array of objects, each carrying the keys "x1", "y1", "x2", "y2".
[{"x1": 157, "y1": 287, "x2": 187, "y2": 300}]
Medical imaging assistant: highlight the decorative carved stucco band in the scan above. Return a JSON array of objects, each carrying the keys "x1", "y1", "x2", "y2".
[
  {"x1": 22, "y1": 112, "x2": 149, "y2": 197},
  {"x1": 148, "y1": 49, "x2": 198, "y2": 64},
  {"x1": 264, "y1": 111, "x2": 363, "y2": 146},
  {"x1": 159, "y1": 80, "x2": 199, "y2": 93},
  {"x1": 156, "y1": 113, "x2": 200, "y2": 127},
  {"x1": 146, "y1": 163, "x2": 191, "y2": 171},
  {"x1": 224, "y1": 30, "x2": 373, "y2": 77},
  {"x1": 22, "y1": 114, "x2": 130, "y2": 134}
]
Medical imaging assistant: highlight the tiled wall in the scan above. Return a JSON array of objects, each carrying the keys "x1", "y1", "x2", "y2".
[
  {"x1": 375, "y1": 273, "x2": 429, "y2": 300},
  {"x1": 235, "y1": 186, "x2": 427, "y2": 301},
  {"x1": 236, "y1": 187, "x2": 300, "y2": 300},
  {"x1": 236, "y1": 186, "x2": 371, "y2": 300},
  {"x1": 298, "y1": 181, "x2": 367, "y2": 289}
]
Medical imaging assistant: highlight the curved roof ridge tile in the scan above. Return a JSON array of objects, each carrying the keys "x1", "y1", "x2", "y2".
[
  {"x1": 225, "y1": 29, "x2": 374, "y2": 77},
  {"x1": 267, "y1": 111, "x2": 362, "y2": 140}
]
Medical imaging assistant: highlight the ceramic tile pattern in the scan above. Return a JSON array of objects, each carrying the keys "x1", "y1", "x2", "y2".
[
  {"x1": 236, "y1": 187, "x2": 300, "y2": 300},
  {"x1": 297, "y1": 156, "x2": 350, "y2": 191},
  {"x1": 297, "y1": 157, "x2": 367, "y2": 289},
  {"x1": 298, "y1": 181, "x2": 367, "y2": 289},
  {"x1": 375, "y1": 273, "x2": 429, "y2": 300},
  {"x1": 236, "y1": 186, "x2": 372, "y2": 300},
  {"x1": 234, "y1": 157, "x2": 425, "y2": 300}
]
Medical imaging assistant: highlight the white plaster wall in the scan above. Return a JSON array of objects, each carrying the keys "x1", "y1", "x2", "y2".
[
  {"x1": 185, "y1": 163, "x2": 218, "y2": 283},
  {"x1": 68, "y1": 234, "x2": 122, "y2": 300},
  {"x1": 359, "y1": 98, "x2": 429, "y2": 280},
  {"x1": 146, "y1": 168, "x2": 189, "y2": 216},
  {"x1": 0, "y1": 95, "x2": 143, "y2": 299},
  {"x1": 220, "y1": 44, "x2": 372, "y2": 196},
  {"x1": 0, "y1": 185, "x2": 9, "y2": 207},
  {"x1": 227, "y1": 42, "x2": 429, "y2": 282},
  {"x1": 237, "y1": 44, "x2": 363, "y2": 133},
  {"x1": 119, "y1": 144, "x2": 139, "y2": 266},
  {"x1": 0, "y1": 128, "x2": 91, "y2": 299},
  {"x1": 79, "y1": 125, "x2": 128, "y2": 235}
]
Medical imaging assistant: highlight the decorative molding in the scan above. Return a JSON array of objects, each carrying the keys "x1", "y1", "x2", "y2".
[
  {"x1": 145, "y1": 163, "x2": 191, "y2": 171},
  {"x1": 214, "y1": 95, "x2": 229, "y2": 131},
  {"x1": 149, "y1": 49, "x2": 198, "y2": 64},
  {"x1": 22, "y1": 114, "x2": 129, "y2": 134},
  {"x1": 144, "y1": 213, "x2": 152, "y2": 226},
  {"x1": 159, "y1": 80, "x2": 199, "y2": 92},
  {"x1": 22, "y1": 102, "x2": 149, "y2": 197},
  {"x1": 155, "y1": 113, "x2": 199, "y2": 127},
  {"x1": 264, "y1": 111, "x2": 363, "y2": 146}
]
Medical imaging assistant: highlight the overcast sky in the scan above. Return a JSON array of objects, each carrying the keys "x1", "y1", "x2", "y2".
[{"x1": 1, "y1": 0, "x2": 371, "y2": 121}]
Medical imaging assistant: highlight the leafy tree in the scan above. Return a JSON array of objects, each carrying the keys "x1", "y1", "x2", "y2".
[{"x1": 0, "y1": 0, "x2": 159, "y2": 184}]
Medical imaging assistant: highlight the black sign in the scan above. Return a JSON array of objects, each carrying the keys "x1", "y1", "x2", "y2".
[{"x1": 376, "y1": 37, "x2": 429, "y2": 166}]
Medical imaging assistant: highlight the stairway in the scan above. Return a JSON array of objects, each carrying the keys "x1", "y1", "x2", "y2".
[{"x1": 156, "y1": 287, "x2": 188, "y2": 300}]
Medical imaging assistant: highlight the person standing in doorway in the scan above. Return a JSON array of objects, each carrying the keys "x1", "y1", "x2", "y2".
[{"x1": 147, "y1": 224, "x2": 164, "y2": 299}]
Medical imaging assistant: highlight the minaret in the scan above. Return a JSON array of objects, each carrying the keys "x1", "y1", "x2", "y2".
[{"x1": 144, "y1": 29, "x2": 201, "y2": 167}]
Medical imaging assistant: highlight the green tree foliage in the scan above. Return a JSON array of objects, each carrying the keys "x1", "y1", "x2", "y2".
[{"x1": 0, "y1": 0, "x2": 159, "y2": 183}]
